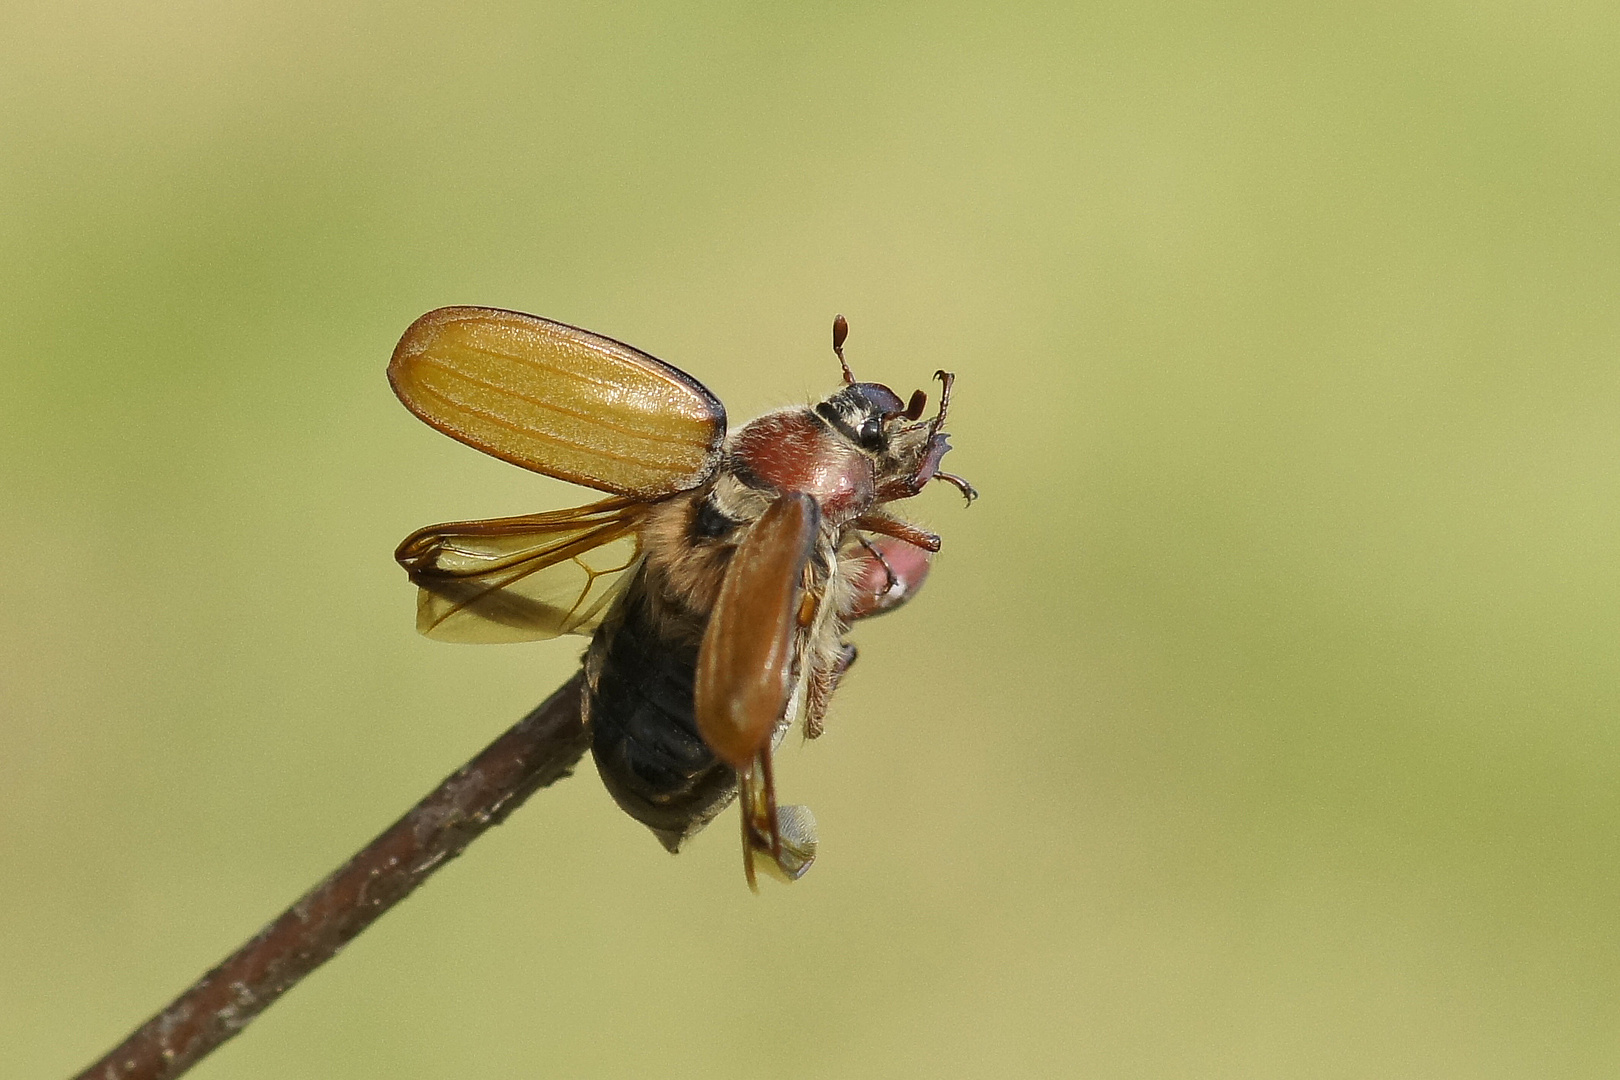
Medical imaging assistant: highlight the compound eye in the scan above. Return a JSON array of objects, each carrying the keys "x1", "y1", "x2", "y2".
[{"x1": 857, "y1": 416, "x2": 885, "y2": 450}]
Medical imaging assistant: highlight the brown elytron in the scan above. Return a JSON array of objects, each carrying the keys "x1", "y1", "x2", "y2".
[
  {"x1": 389, "y1": 306, "x2": 726, "y2": 497},
  {"x1": 694, "y1": 493, "x2": 819, "y2": 768},
  {"x1": 693, "y1": 492, "x2": 822, "y2": 887},
  {"x1": 391, "y1": 307, "x2": 973, "y2": 886}
]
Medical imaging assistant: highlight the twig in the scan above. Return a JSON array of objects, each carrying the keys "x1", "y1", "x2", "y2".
[{"x1": 73, "y1": 671, "x2": 590, "y2": 1080}]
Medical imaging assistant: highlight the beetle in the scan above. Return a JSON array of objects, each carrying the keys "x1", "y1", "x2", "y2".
[{"x1": 389, "y1": 307, "x2": 973, "y2": 888}]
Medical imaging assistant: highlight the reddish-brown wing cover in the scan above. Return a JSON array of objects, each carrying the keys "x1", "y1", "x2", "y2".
[
  {"x1": 389, "y1": 307, "x2": 726, "y2": 498},
  {"x1": 694, "y1": 492, "x2": 821, "y2": 768}
]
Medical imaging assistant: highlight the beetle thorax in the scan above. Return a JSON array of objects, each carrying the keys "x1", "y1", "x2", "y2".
[{"x1": 726, "y1": 409, "x2": 876, "y2": 523}]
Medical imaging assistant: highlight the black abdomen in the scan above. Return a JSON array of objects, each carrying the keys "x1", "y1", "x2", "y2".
[{"x1": 584, "y1": 585, "x2": 736, "y2": 852}]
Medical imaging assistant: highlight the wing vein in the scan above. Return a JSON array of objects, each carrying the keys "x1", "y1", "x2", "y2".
[
  {"x1": 440, "y1": 340, "x2": 632, "y2": 394},
  {"x1": 412, "y1": 381, "x2": 698, "y2": 474},
  {"x1": 417, "y1": 360, "x2": 704, "y2": 449}
]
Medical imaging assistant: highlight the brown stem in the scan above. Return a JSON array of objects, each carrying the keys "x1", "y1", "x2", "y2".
[{"x1": 73, "y1": 671, "x2": 591, "y2": 1080}]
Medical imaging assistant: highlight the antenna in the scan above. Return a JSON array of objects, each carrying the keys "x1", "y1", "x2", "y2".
[{"x1": 831, "y1": 314, "x2": 854, "y2": 384}]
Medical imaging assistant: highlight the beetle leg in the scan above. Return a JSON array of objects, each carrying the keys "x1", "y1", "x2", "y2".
[
  {"x1": 740, "y1": 770, "x2": 759, "y2": 892},
  {"x1": 805, "y1": 642, "x2": 858, "y2": 739},
  {"x1": 847, "y1": 535, "x2": 934, "y2": 621},
  {"x1": 930, "y1": 370, "x2": 955, "y2": 429},
  {"x1": 877, "y1": 430, "x2": 952, "y2": 501},
  {"x1": 856, "y1": 533, "x2": 899, "y2": 594},
  {"x1": 804, "y1": 684, "x2": 828, "y2": 741},
  {"x1": 740, "y1": 751, "x2": 817, "y2": 888},
  {"x1": 898, "y1": 370, "x2": 955, "y2": 433},
  {"x1": 932, "y1": 470, "x2": 978, "y2": 505},
  {"x1": 884, "y1": 370, "x2": 972, "y2": 500},
  {"x1": 738, "y1": 753, "x2": 773, "y2": 892},
  {"x1": 796, "y1": 588, "x2": 821, "y2": 629},
  {"x1": 854, "y1": 510, "x2": 941, "y2": 553}
]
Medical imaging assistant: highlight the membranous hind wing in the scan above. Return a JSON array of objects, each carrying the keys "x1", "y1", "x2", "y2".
[
  {"x1": 396, "y1": 497, "x2": 646, "y2": 644},
  {"x1": 388, "y1": 307, "x2": 727, "y2": 499}
]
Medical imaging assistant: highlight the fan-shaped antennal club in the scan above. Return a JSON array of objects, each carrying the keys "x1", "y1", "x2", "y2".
[{"x1": 831, "y1": 314, "x2": 855, "y2": 384}]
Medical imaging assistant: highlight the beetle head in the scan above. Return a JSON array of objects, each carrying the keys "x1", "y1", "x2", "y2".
[{"x1": 815, "y1": 315, "x2": 972, "y2": 504}]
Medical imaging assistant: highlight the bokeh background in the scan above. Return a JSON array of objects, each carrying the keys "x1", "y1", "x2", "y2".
[{"x1": 5, "y1": 2, "x2": 1619, "y2": 1077}]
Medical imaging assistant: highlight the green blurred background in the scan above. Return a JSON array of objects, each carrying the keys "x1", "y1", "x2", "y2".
[{"x1": 4, "y1": 2, "x2": 1619, "y2": 1077}]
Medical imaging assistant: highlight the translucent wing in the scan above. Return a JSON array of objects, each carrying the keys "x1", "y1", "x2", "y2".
[
  {"x1": 395, "y1": 497, "x2": 646, "y2": 644},
  {"x1": 388, "y1": 307, "x2": 727, "y2": 499}
]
